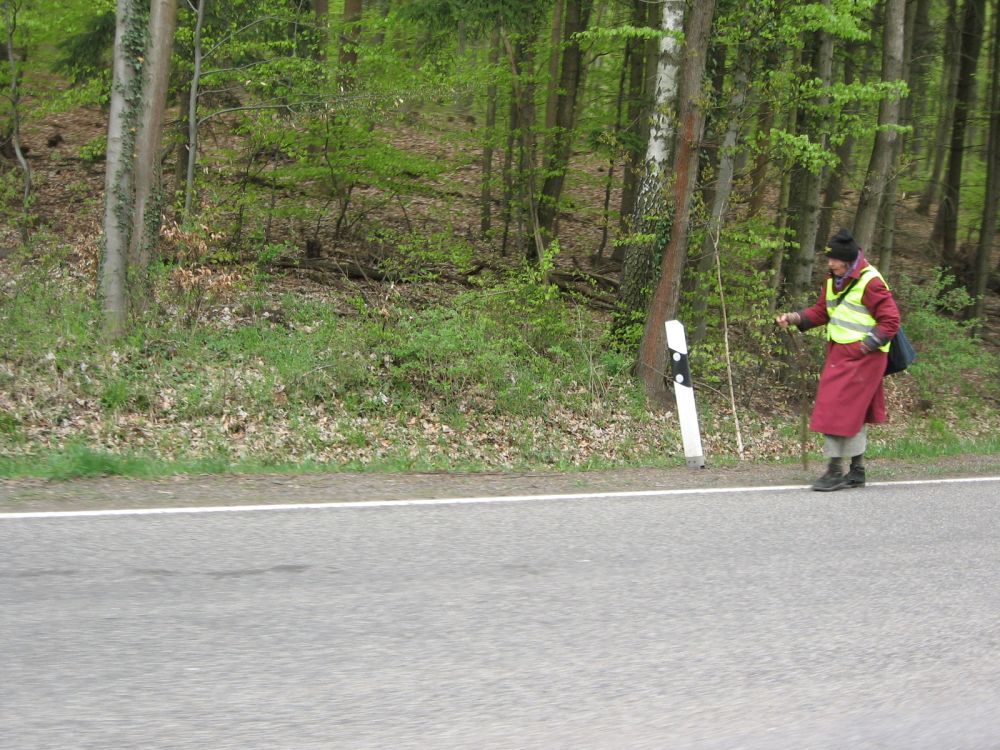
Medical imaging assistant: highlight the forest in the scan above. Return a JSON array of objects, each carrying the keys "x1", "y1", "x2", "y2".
[{"x1": 1, "y1": 0, "x2": 999, "y2": 478}]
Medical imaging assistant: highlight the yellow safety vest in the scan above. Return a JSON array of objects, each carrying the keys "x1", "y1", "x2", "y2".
[{"x1": 825, "y1": 266, "x2": 891, "y2": 352}]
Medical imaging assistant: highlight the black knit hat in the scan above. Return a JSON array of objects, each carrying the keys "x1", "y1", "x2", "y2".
[{"x1": 826, "y1": 228, "x2": 860, "y2": 263}]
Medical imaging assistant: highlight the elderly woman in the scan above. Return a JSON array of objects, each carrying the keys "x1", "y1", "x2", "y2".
[{"x1": 776, "y1": 228, "x2": 901, "y2": 491}]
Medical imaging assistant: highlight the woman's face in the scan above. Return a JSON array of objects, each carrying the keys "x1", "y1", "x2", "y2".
[{"x1": 827, "y1": 257, "x2": 850, "y2": 276}]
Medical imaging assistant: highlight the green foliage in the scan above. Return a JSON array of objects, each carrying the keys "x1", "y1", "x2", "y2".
[
  {"x1": 78, "y1": 136, "x2": 107, "y2": 164},
  {"x1": 574, "y1": 24, "x2": 677, "y2": 46},
  {"x1": 683, "y1": 219, "x2": 783, "y2": 385},
  {"x1": 383, "y1": 255, "x2": 591, "y2": 415},
  {"x1": 54, "y1": 7, "x2": 116, "y2": 83},
  {"x1": 892, "y1": 270, "x2": 1000, "y2": 403},
  {"x1": 374, "y1": 228, "x2": 475, "y2": 281}
]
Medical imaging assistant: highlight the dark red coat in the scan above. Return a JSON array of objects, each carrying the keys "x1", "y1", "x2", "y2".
[{"x1": 797, "y1": 256, "x2": 901, "y2": 437}]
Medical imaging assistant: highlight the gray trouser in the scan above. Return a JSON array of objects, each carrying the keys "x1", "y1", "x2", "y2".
[{"x1": 822, "y1": 426, "x2": 867, "y2": 459}]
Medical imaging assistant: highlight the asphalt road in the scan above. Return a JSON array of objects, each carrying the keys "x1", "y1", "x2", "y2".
[{"x1": 3, "y1": 478, "x2": 1000, "y2": 749}]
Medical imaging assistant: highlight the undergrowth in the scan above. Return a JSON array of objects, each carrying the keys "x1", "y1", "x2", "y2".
[{"x1": 1, "y1": 242, "x2": 999, "y2": 480}]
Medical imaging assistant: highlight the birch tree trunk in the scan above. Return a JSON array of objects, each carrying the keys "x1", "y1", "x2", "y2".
[
  {"x1": 636, "y1": 0, "x2": 716, "y2": 406},
  {"x1": 853, "y1": 0, "x2": 906, "y2": 252},
  {"x1": 615, "y1": 0, "x2": 658, "y2": 251},
  {"x1": 613, "y1": 0, "x2": 684, "y2": 332}
]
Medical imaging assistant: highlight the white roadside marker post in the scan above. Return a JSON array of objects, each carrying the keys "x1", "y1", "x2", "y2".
[{"x1": 665, "y1": 320, "x2": 705, "y2": 468}]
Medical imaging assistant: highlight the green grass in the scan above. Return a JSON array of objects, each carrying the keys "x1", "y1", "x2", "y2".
[
  {"x1": 0, "y1": 446, "x2": 219, "y2": 481},
  {"x1": 2, "y1": 242, "x2": 999, "y2": 482},
  {"x1": 870, "y1": 435, "x2": 1000, "y2": 461}
]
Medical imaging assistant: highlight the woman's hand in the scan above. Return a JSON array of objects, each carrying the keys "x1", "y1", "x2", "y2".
[{"x1": 775, "y1": 312, "x2": 801, "y2": 330}]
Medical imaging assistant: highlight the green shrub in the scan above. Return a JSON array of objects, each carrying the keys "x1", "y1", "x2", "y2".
[{"x1": 893, "y1": 269, "x2": 1000, "y2": 404}]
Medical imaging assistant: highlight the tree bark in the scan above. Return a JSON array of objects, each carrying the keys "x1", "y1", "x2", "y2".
[
  {"x1": 818, "y1": 49, "x2": 860, "y2": 251},
  {"x1": 183, "y1": 0, "x2": 207, "y2": 220},
  {"x1": 917, "y1": 0, "x2": 960, "y2": 215},
  {"x1": 480, "y1": 27, "x2": 500, "y2": 235},
  {"x1": 636, "y1": 0, "x2": 716, "y2": 406},
  {"x1": 613, "y1": 0, "x2": 684, "y2": 331},
  {"x1": 765, "y1": 45, "x2": 801, "y2": 314},
  {"x1": 3, "y1": 0, "x2": 30, "y2": 246},
  {"x1": 932, "y1": 0, "x2": 987, "y2": 267},
  {"x1": 101, "y1": 0, "x2": 138, "y2": 338},
  {"x1": 970, "y1": 0, "x2": 1000, "y2": 323},
  {"x1": 615, "y1": 0, "x2": 657, "y2": 247},
  {"x1": 906, "y1": 0, "x2": 933, "y2": 167},
  {"x1": 853, "y1": 0, "x2": 906, "y2": 252},
  {"x1": 130, "y1": 0, "x2": 177, "y2": 271},
  {"x1": 537, "y1": 0, "x2": 593, "y2": 244},
  {"x1": 501, "y1": 29, "x2": 544, "y2": 261},
  {"x1": 788, "y1": 13, "x2": 835, "y2": 302},
  {"x1": 100, "y1": 0, "x2": 178, "y2": 336},
  {"x1": 876, "y1": 0, "x2": 918, "y2": 276},
  {"x1": 692, "y1": 66, "x2": 748, "y2": 345},
  {"x1": 314, "y1": 0, "x2": 329, "y2": 61},
  {"x1": 543, "y1": 0, "x2": 565, "y2": 137},
  {"x1": 338, "y1": 0, "x2": 363, "y2": 91}
]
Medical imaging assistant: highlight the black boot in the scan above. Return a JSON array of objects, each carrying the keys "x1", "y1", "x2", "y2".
[
  {"x1": 812, "y1": 460, "x2": 848, "y2": 492},
  {"x1": 846, "y1": 456, "x2": 866, "y2": 488}
]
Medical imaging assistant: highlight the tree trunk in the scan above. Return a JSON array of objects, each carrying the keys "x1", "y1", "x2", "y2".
[
  {"x1": 597, "y1": 35, "x2": 631, "y2": 259},
  {"x1": 746, "y1": 103, "x2": 773, "y2": 218},
  {"x1": 906, "y1": 0, "x2": 933, "y2": 168},
  {"x1": 3, "y1": 0, "x2": 30, "y2": 246},
  {"x1": 692, "y1": 66, "x2": 748, "y2": 345},
  {"x1": 100, "y1": 0, "x2": 179, "y2": 335},
  {"x1": 970, "y1": 0, "x2": 1000, "y2": 323},
  {"x1": 338, "y1": 0, "x2": 363, "y2": 91},
  {"x1": 101, "y1": 0, "x2": 139, "y2": 338},
  {"x1": 183, "y1": 0, "x2": 208, "y2": 220},
  {"x1": 788, "y1": 14, "x2": 835, "y2": 302},
  {"x1": 615, "y1": 0, "x2": 659, "y2": 257},
  {"x1": 613, "y1": 0, "x2": 685, "y2": 332},
  {"x1": 500, "y1": 93, "x2": 517, "y2": 255},
  {"x1": 314, "y1": 0, "x2": 329, "y2": 61},
  {"x1": 543, "y1": 0, "x2": 565, "y2": 138},
  {"x1": 480, "y1": 27, "x2": 501, "y2": 235},
  {"x1": 932, "y1": 0, "x2": 987, "y2": 267},
  {"x1": 637, "y1": 0, "x2": 716, "y2": 407},
  {"x1": 501, "y1": 29, "x2": 544, "y2": 261},
  {"x1": 853, "y1": 0, "x2": 906, "y2": 252},
  {"x1": 876, "y1": 0, "x2": 918, "y2": 276},
  {"x1": 917, "y1": 0, "x2": 960, "y2": 215},
  {"x1": 537, "y1": 0, "x2": 593, "y2": 245},
  {"x1": 129, "y1": 0, "x2": 177, "y2": 272},
  {"x1": 765, "y1": 45, "x2": 801, "y2": 314},
  {"x1": 818, "y1": 50, "x2": 860, "y2": 250}
]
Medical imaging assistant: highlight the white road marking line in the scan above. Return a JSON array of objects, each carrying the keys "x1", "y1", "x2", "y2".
[{"x1": 1, "y1": 476, "x2": 998, "y2": 520}]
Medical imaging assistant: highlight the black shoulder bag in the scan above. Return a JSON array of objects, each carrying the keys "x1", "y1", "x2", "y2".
[{"x1": 885, "y1": 327, "x2": 916, "y2": 375}]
